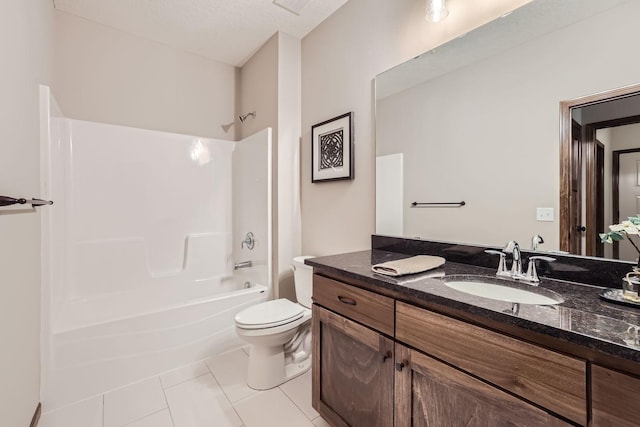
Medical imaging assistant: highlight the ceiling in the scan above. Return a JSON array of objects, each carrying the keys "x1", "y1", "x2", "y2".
[{"x1": 53, "y1": 0, "x2": 348, "y2": 67}]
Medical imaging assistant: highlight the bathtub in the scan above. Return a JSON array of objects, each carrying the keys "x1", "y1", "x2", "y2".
[
  {"x1": 42, "y1": 276, "x2": 268, "y2": 410},
  {"x1": 39, "y1": 90, "x2": 273, "y2": 411}
]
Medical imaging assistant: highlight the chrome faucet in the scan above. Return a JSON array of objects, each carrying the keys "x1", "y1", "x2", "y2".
[
  {"x1": 241, "y1": 232, "x2": 255, "y2": 250},
  {"x1": 486, "y1": 241, "x2": 555, "y2": 284},
  {"x1": 503, "y1": 240, "x2": 523, "y2": 276},
  {"x1": 524, "y1": 256, "x2": 556, "y2": 284},
  {"x1": 234, "y1": 260, "x2": 253, "y2": 270},
  {"x1": 531, "y1": 234, "x2": 544, "y2": 251}
]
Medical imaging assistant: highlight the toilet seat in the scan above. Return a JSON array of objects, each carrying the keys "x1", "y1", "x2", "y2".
[{"x1": 235, "y1": 299, "x2": 305, "y2": 330}]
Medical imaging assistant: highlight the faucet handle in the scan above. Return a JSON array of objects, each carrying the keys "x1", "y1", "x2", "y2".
[
  {"x1": 525, "y1": 256, "x2": 555, "y2": 284},
  {"x1": 485, "y1": 250, "x2": 509, "y2": 277},
  {"x1": 241, "y1": 232, "x2": 255, "y2": 250}
]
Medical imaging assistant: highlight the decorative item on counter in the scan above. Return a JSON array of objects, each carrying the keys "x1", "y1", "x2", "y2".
[
  {"x1": 622, "y1": 325, "x2": 640, "y2": 350},
  {"x1": 623, "y1": 271, "x2": 640, "y2": 302},
  {"x1": 600, "y1": 215, "x2": 640, "y2": 262},
  {"x1": 372, "y1": 255, "x2": 445, "y2": 277},
  {"x1": 601, "y1": 216, "x2": 640, "y2": 302}
]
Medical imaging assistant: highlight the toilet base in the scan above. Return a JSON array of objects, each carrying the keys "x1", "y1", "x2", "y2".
[{"x1": 246, "y1": 344, "x2": 311, "y2": 390}]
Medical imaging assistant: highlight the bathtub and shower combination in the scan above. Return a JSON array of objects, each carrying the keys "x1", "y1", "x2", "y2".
[{"x1": 39, "y1": 87, "x2": 272, "y2": 410}]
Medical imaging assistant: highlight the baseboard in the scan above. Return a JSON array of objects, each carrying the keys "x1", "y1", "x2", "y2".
[{"x1": 30, "y1": 402, "x2": 41, "y2": 427}]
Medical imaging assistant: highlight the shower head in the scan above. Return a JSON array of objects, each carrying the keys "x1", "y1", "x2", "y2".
[{"x1": 239, "y1": 111, "x2": 256, "y2": 123}]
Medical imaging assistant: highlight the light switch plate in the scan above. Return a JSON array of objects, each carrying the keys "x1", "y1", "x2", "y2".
[{"x1": 536, "y1": 207, "x2": 554, "y2": 222}]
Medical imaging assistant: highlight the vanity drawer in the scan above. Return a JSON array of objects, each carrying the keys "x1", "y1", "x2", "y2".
[
  {"x1": 396, "y1": 302, "x2": 587, "y2": 425},
  {"x1": 313, "y1": 274, "x2": 394, "y2": 336},
  {"x1": 592, "y1": 365, "x2": 640, "y2": 427}
]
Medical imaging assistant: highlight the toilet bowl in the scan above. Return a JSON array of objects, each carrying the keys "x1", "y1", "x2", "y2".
[{"x1": 235, "y1": 256, "x2": 314, "y2": 390}]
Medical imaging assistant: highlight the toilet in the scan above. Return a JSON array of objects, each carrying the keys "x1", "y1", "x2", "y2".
[{"x1": 235, "y1": 256, "x2": 314, "y2": 390}]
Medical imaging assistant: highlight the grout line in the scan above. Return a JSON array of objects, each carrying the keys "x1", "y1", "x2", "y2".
[
  {"x1": 160, "y1": 377, "x2": 176, "y2": 427},
  {"x1": 278, "y1": 373, "x2": 318, "y2": 421},
  {"x1": 163, "y1": 372, "x2": 211, "y2": 391},
  {"x1": 160, "y1": 364, "x2": 211, "y2": 391},
  {"x1": 205, "y1": 350, "x2": 259, "y2": 405},
  {"x1": 101, "y1": 394, "x2": 105, "y2": 427},
  {"x1": 117, "y1": 378, "x2": 169, "y2": 427},
  {"x1": 277, "y1": 383, "x2": 316, "y2": 422},
  {"x1": 121, "y1": 408, "x2": 170, "y2": 427},
  {"x1": 209, "y1": 372, "x2": 246, "y2": 426}
]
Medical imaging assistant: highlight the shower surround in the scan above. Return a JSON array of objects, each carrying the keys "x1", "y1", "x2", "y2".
[{"x1": 39, "y1": 86, "x2": 271, "y2": 410}]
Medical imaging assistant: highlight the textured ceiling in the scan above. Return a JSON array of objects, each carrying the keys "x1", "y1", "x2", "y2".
[{"x1": 53, "y1": 0, "x2": 348, "y2": 66}]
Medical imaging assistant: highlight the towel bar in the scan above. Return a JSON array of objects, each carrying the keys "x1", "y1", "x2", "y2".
[
  {"x1": 0, "y1": 195, "x2": 54, "y2": 207},
  {"x1": 410, "y1": 201, "x2": 465, "y2": 208}
]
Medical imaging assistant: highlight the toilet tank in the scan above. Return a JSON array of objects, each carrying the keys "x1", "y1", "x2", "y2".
[{"x1": 292, "y1": 256, "x2": 314, "y2": 308}]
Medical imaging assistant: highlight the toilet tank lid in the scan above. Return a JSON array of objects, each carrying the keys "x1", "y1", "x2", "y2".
[
  {"x1": 293, "y1": 255, "x2": 314, "y2": 267},
  {"x1": 235, "y1": 299, "x2": 304, "y2": 327}
]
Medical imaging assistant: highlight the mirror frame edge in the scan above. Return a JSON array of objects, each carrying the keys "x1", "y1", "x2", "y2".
[{"x1": 559, "y1": 82, "x2": 640, "y2": 254}]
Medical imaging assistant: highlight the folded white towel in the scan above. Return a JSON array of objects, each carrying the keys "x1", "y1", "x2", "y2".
[
  {"x1": 372, "y1": 255, "x2": 445, "y2": 277},
  {"x1": 379, "y1": 268, "x2": 445, "y2": 284}
]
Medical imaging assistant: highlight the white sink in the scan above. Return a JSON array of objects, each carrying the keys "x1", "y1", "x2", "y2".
[{"x1": 442, "y1": 275, "x2": 564, "y2": 305}]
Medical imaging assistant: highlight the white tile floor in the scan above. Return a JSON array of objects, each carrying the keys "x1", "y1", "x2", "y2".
[{"x1": 39, "y1": 347, "x2": 330, "y2": 427}]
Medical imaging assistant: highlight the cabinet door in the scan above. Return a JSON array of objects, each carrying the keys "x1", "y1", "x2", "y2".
[
  {"x1": 394, "y1": 344, "x2": 572, "y2": 427},
  {"x1": 312, "y1": 304, "x2": 394, "y2": 427},
  {"x1": 396, "y1": 302, "x2": 586, "y2": 425},
  {"x1": 592, "y1": 364, "x2": 640, "y2": 427}
]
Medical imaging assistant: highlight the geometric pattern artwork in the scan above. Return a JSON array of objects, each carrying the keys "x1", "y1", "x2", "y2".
[
  {"x1": 320, "y1": 129, "x2": 344, "y2": 169},
  {"x1": 311, "y1": 111, "x2": 353, "y2": 182}
]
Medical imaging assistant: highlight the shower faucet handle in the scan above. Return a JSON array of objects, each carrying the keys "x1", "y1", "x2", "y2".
[{"x1": 241, "y1": 232, "x2": 255, "y2": 250}]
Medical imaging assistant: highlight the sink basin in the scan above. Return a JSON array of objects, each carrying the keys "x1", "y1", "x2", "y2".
[{"x1": 441, "y1": 275, "x2": 564, "y2": 305}]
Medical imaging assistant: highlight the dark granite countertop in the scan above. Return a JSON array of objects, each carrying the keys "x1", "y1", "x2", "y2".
[{"x1": 306, "y1": 249, "x2": 640, "y2": 365}]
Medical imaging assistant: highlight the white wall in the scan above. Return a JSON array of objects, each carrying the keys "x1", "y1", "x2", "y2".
[
  {"x1": 300, "y1": 0, "x2": 530, "y2": 256},
  {"x1": 611, "y1": 123, "x2": 640, "y2": 152},
  {"x1": 0, "y1": 1, "x2": 54, "y2": 425},
  {"x1": 277, "y1": 33, "x2": 303, "y2": 301},
  {"x1": 239, "y1": 32, "x2": 302, "y2": 301},
  {"x1": 54, "y1": 11, "x2": 237, "y2": 140},
  {"x1": 233, "y1": 129, "x2": 273, "y2": 290}
]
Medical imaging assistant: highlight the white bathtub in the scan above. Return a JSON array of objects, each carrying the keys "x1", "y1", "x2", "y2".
[
  {"x1": 42, "y1": 277, "x2": 267, "y2": 410},
  {"x1": 39, "y1": 91, "x2": 273, "y2": 411}
]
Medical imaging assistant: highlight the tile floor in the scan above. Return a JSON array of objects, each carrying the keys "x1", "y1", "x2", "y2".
[{"x1": 39, "y1": 347, "x2": 330, "y2": 427}]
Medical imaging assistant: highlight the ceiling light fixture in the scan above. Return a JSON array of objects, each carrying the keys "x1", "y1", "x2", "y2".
[{"x1": 426, "y1": 0, "x2": 449, "y2": 23}]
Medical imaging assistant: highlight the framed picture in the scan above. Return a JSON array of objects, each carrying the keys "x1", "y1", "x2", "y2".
[{"x1": 311, "y1": 112, "x2": 354, "y2": 183}]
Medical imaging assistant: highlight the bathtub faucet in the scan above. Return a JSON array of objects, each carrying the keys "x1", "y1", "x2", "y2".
[{"x1": 234, "y1": 260, "x2": 253, "y2": 270}]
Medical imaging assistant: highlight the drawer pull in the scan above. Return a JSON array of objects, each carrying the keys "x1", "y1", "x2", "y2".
[
  {"x1": 382, "y1": 351, "x2": 392, "y2": 363},
  {"x1": 395, "y1": 361, "x2": 407, "y2": 372},
  {"x1": 337, "y1": 295, "x2": 357, "y2": 306}
]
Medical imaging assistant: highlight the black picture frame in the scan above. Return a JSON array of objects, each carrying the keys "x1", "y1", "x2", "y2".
[{"x1": 311, "y1": 112, "x2": 354, "y2": 183}]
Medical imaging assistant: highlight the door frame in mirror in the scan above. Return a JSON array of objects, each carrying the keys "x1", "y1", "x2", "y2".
[{"x1": 560, "y1": 83, "x2": 640, "y2": 255}]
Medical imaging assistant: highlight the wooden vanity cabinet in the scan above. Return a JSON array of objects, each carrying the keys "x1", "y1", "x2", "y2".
[
  {"x1": 312, "y1": 305, "x2": 394, "y2": 427},
  {"x1": 592, "y1": 364, "x2": 640, "y2": 427},
  {"x1": 312, "y1": 273, "x2": 590, "y2": 427},
  {"x1": 312, "y1": 275, "x2": 395, "y2": 427},
  {"x1": 394, "y1": 344, "x2": 571, "y2": 427},
  {"x1": 396, "y1": 302, "x2": 586, "y2": 425}
]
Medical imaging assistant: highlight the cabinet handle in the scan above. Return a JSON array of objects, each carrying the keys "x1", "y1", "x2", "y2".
[
  {"x1": 395, "y1": 361, "x2": 406, "y2": 372},
  {"x1": 382, "y1": 351, "x2": 392, "y2": 363},
  {"x1": 337, "y1": 295, "x2": 357, "y2": 306}
]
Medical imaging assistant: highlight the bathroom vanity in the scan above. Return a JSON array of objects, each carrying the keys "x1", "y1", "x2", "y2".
[{"x1": 308, "y1": 237, "x2": 640, "y2": 427}]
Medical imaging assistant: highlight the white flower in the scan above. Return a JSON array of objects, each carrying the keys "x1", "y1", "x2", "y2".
[
  {"x1": 610, "y1": 222, "x2": 640, "y2": 235},
  {"x1": 610, "y1": 224, "x2": 626, "y2": 232}
]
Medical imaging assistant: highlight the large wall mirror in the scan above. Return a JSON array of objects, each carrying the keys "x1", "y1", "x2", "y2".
[{"x1": 375, "y1": 0, "x2": 640, "y2": 261}]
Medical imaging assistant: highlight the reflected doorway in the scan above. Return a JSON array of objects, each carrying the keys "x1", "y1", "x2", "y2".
[{"x1": 560, "y1": 85, "x2": 640, "y2": 260}]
